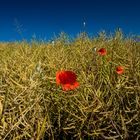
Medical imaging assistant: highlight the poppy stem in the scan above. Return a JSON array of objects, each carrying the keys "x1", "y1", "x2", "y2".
[{"x1": 110, "y1": 44, "x2": 114, "y2": 84}]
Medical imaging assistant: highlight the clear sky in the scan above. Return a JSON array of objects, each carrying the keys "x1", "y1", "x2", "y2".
[{"x1": 0, "y1": 0, "x2": 140, "y2": 41}]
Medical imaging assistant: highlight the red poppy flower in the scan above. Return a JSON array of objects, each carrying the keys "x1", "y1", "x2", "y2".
[
  {"x1": 56, "y1": 71, "x2": 79, "y2": 91},
  {"x1": 116, "y1": 66, "x2": 124, "y2": 75},
  {"x1": 98, "y1": 48, "x2": 107, "y2": 56}
]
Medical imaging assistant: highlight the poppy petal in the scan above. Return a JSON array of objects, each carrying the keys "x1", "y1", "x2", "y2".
[
  {"x1": 56, "y1": 71, "x2": 77, "y2": 85},
  {"x1": 62, "y1": 82, "x2": 79, "y2": 91},
  {"x1": 56, "y1": 70, "x2": 79, "y2": 91},
  {"x1": 116, "y1": 66, "x2": 124, "y2": 75},
  {"x1": 56, "y1": 71, "x2": 64, "y2": 85},
  {"x1": 98, "y1": 48, "x2": 107, "y2": 56}
]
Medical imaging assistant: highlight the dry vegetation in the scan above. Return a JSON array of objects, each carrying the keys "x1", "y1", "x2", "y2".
[{"x1": 0, "y1": 31, "x2": 140, "y2": 139}]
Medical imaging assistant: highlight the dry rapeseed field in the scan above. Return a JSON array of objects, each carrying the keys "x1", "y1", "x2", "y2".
[{"x1": 0, "y1": 31, "x2": 140, "y2": 139}]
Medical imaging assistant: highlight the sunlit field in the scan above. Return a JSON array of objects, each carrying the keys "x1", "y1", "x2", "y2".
[{"x1": 0, "y1": 31, "x2": 140, "y2": 139}]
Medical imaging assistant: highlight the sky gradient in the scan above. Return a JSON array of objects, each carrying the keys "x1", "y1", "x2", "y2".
[{"x1": 0, "y1": 0, "x2": 140, "y2": 41}]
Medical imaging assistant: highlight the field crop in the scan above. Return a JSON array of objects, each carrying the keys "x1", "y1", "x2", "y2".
[{"x1": 0, "y1": 31, "x2": 140, "y2": 139}]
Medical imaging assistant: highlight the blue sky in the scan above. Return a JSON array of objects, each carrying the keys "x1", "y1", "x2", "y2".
[{"x1": 0, "y1": 0, "x2": 140, "y2": 41}]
